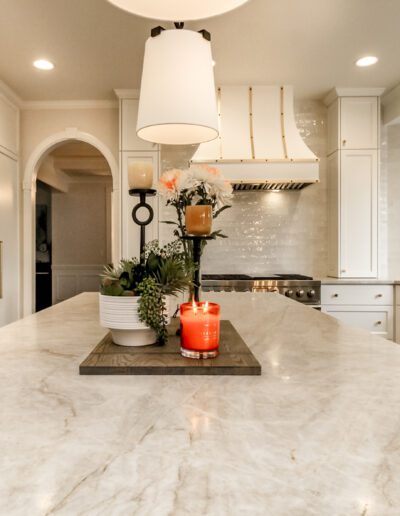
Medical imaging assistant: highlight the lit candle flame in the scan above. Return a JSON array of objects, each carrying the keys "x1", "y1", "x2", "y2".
[
  {"x1": 202, "y1": 301, "x2": 209, "y2": 314},
  {"x1": 192, "y1": 298, "x2": 198, "y2": 315}
]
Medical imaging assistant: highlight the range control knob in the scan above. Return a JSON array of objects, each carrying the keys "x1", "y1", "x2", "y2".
[
  {"x1": 307, "y1": 289, "x2": 316, "y2": 298},
  {"x1": 296, "y1": 289, "x2": 304, "y2": 298},
  {"x1": 285, "y1": 290, "x2": 293, "y2": 297}
]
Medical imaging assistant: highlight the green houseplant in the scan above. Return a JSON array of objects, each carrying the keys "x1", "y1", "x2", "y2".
[{"x1": 99, "y1": 240, "x2": 193, "y2": 346}]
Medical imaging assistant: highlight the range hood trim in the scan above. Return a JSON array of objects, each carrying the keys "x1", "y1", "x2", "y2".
[{"x1": 190, "y1": 85, "x2": 320, "y2": 187}]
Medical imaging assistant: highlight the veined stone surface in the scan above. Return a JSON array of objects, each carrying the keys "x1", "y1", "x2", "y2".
[{"x1": 0, "y1": 292, "x2": 400, "y2": 515}]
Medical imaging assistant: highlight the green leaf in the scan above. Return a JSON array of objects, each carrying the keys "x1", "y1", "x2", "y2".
[
  {"x1": 161, "y1": 220, "x2": 179, "y2": 226},
  {"x1": 101, "y1": 283, "x2": 124, "y2": 296},
  {"x1": 213, "y1": 205, "x2": 231, "y2": 219}
]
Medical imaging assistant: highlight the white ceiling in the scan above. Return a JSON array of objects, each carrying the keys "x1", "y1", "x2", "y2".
[{"x1": 0, "y1": 0, "x2": 398, "y2": 101}]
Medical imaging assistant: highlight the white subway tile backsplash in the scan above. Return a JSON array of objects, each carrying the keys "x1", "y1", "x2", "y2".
[
  {"x1": 380, "y1": 124, "x2": 400, "y2": 279},
  {"x1": 159, "y1": 100, "x2": 328, "y2": 277},
  {"x1": 159, "y1": 100, "x2": 397, "y2": 280}
]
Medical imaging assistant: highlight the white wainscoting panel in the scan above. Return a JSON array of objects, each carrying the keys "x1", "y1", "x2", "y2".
[{"x1": 52, "y1": 265, "x2": 103, "y2": 304}]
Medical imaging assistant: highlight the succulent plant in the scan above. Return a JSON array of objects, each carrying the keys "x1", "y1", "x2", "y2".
[{"x1": 100, "y1": 240, "x2": 193, "y2": 343}]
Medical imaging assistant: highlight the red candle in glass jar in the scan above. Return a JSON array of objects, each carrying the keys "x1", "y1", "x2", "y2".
[{"x1": 180, "y1": 301, "x2": 220, "y2": 359}]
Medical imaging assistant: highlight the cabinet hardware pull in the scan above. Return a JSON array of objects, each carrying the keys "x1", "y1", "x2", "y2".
[
  {"x1": 375, "y1": 321, "x2": 382, "y2": 325},
  {"x1": 376, "y1": 294, "x2": 383, "y2": 298},
  {"x1": 341, "y1": 269, "x2": 346, "y2": 273},
  {"x1": 342, "y1": 139, "x2": 346, "y2": 146},
  {"x1": 333, "y1": 293, "x2": 339, "y2": 297}
]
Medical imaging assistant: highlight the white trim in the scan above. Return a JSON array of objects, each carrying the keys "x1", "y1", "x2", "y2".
[
  {"x1": 22, "y1": 128, "x2": 121, "y2": 316},
  {"x1": 0, "y1": 79, "x2": 23, "y2": 108},
  {"x1": 21, "y1": 99, "x2": 118, "y2": 110},
  {"x1": 0, "y1": 89, "x2": 20, "y2": 156},
  {"x1": 0, "y1": 145, "x2": 18, "y2": 161},
  {"x1": 114, "y1": 89, "x2": 140, "y2": 100},
  {"x1": 324, "y1": 87, "x2": 386, "y2": 106}
]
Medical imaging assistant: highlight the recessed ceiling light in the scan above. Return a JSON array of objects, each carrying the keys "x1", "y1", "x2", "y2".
[
  {"x1": 355, "y1": 56, "x2": 378, "y2": 67},
  {"x1": 33, "y1": 59, "x2": 55, "y2": 70}
]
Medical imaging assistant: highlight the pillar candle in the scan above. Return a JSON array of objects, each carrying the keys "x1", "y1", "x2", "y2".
[
  {"x1": 180, "y1": 301, "x2": 220, "y2": 358},
  {"x1": 128, "y1": 161, "x2": 153, "y2": 189}
]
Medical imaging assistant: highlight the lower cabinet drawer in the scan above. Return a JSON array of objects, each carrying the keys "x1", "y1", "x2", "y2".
[
  {"x1": 322, "y1": 305, "x2": 393, "y2": 339},
  {"x1": 322, "y1": 284, "x2": 393, "y2": 306}
]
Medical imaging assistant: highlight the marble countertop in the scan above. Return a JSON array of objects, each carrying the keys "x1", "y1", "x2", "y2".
[
  {"x1": 320, "y1": 277, "x2": 396, "y2": 285},
  {"x1": 1, "y1": 292, "x2": 400, "y2": 516}
]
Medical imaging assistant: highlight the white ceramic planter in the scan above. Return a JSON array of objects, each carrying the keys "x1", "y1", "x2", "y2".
[{"x1": 99, "y1": 294, "x2": 170, "y2": 347}]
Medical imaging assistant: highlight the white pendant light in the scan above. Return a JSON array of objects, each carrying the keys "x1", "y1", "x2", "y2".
[
  {"x1": 107, "y1": 0, "x2": 250, "y2": 21},
  {"x1": 136, "y1": 29, "x2": 218, "y2": 145}
]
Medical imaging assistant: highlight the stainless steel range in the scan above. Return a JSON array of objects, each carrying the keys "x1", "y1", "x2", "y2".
[{"x1": 201, "y1": 274, "x2": 321, "y2": 307}]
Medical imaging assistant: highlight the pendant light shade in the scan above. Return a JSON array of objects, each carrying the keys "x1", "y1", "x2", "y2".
[
  {"x1": 107, "y1": 0, "x2": 250, "y2": 21},
  {"x1": 137, "y1": 29, "x2": 219, "y2": 145}
]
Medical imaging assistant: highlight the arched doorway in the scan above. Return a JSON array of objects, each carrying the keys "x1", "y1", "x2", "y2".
[{"x1": 23, "y1": 128, "x2": 120, "y2": 316}]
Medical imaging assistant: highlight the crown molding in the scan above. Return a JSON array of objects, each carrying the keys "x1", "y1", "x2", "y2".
[
  {"x1": 381, "y1": 82, "x2": 400, "y2": 107},
  {"x1": 114, "y1": 88, "x2": 140, "y2": 99},
  {"x1": 21, "y1": 99, "x2": 118, "y2": 110},
  {"x1": 324, "y1": 87, "x2": 386, "y2": 106}
]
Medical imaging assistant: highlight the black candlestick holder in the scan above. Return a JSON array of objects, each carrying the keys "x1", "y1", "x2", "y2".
[
  {"x1": 182, "y1": 235, "x2": 215, "y2": 302},
  {"x1": 129, "y1": 188, "x2": 157, "y2": 261}
]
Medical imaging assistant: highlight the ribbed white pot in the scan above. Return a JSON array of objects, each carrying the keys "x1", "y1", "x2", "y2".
[{"x1": 99, "y1": 294, "x2": 170, "y2": 347}]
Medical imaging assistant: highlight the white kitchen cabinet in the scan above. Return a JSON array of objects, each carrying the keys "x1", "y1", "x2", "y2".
[
  {"x1": 0, "y1": 93, "x2": 18, "y2": 157},
  {"x1": 120, "y1": 98, "x2": 158, "y2": 152},
  {"x1": 328, "y1": 149, "x2": 378, "y2": 278},
  {"x1": 321, "y1": 284, "x2": 394, "y2": 340},
  {"x1": 340, "y1": 150, "x2": 378, "y2": 277},
  {"x1": 0, "y1": 151, "x2": 19, "y2": 326},
  {"x1": 121, "y1": 151, "x2": 160, "y2": 260},
  {"x1": 340, "y1": 97, "x2": 378, "y2": 151},
  {"x1": 326, "y1": 90, "x2": 380, "y2": 279},
  {"x1": 395, "y1": 286, "x2": 400, "y2": 344},
  {"x1": 322, "y1": 284, "x2": 393, "y2": 306},
  {"x1": 326, "y1": 94, "x2": 379, "y2": 155},
  {"x1": 322, "y1": 305, "x2": 393, "y2": 339},
  {"x1": 116, "y1": 93, "x2": 161, "y2": 261}
]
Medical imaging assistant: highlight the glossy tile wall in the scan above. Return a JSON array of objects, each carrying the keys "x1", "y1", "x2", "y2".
[
  {"x1": 380, "y1": 124, "x2": 400, "y2": 279},
  {"x1": 160, "y1": 100, "x2": 328, "y2": 277}
]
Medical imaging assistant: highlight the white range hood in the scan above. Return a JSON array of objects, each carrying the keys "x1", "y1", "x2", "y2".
[{"x1": 191, "y1": 85, "x2": 320, "y2": 190}]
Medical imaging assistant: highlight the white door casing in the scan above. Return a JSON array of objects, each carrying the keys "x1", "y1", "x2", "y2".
[{"x1": 22, "y1": 127, "x2": 121, "y2": 316}]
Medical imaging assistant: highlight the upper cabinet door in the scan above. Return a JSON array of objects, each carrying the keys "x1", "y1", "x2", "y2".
[
  {"x1": 340, "y1": 97, "x2": 378, "y2": 150},
  {"x1": 121, "y1": 99, "x2": 159, "y2": 152}
]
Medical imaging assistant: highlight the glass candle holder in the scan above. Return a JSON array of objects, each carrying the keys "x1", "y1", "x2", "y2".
[
  {"x1": 128, "y1": 161, "x2": 153, "y2": 189},
  {"x1": 180, "y1": 301, "x2": 220, "y2": 359},
  {"x1": 185, "y1": 205, "x2": 212, "y2": 236}
]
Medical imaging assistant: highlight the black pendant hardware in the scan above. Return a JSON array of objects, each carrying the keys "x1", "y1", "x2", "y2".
[
  {"x1": 198, "y1": 29, "x2": 211, "y2": 41},
  {"x1": 151, "y1": 26, "x2": 165, "y2": 37}
]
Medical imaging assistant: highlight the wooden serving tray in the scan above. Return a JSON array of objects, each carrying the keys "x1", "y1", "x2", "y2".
[{"x1": 80, "y1": 320, "x2": 261, "y2": 376}]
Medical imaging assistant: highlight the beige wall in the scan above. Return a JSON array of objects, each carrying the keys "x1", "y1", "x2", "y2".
[
  {"x1": 52, "y1": 179, "x2": 112, "y2": 266},
  {"x1": 20, "y1": 107, "x2": 119, "y2": 171}
]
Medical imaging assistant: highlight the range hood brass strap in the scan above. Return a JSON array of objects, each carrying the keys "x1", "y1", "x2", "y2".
[
  {"x1": 249, "y1": 87, "x2": 255, "y2": 159},
  {"x1": 217, "y1": 87, "x2": 222, "y2": 160},
  {"x1": 280, "y1": 86, "x2": 289, "y2": 159},
  {"x1": 191, "y1": 158, "x2": 320, "y2": 164}
]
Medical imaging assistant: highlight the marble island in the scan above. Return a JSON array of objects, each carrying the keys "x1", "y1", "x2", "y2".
[{"x1": 1, "y1": 292, "x2": 400, "y2": 516}]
